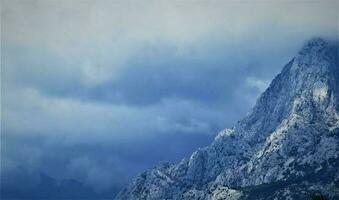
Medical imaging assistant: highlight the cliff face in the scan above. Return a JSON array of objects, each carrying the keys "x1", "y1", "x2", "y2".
[{"x1": 116, "y1": 38, "x2": 339, "y2": 200}]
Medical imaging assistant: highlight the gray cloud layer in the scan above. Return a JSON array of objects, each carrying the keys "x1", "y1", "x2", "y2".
[{"x1": 1, "y1": 0, "x2": 338, "y2": 197}]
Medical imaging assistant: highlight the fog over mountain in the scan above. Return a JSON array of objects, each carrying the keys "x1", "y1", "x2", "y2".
[{"x1": 1, "y1": 1, "x2": 338, "y2": 199}]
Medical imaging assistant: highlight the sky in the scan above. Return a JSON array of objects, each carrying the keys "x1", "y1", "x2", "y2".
[{"x1": 1, "y1": 0, "x2": 339, "y2": 198}]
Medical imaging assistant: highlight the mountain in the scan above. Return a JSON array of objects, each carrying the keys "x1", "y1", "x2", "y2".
[{"x1": 115, "y1": 38, "x2": 339, "y2": 200}]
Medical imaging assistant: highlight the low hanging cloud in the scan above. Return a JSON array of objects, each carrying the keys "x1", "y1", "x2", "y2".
[{"x1": 1, "y1": 0, "x2": 338, "y2": 197}]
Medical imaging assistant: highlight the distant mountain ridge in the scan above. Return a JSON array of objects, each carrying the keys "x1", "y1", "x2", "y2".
[
  {"x1": 116, "y1": 38, "x2": 339, "y2": 200},
  {"x1": 1, "y1": 172, "x2": 120, "y2": 199}
]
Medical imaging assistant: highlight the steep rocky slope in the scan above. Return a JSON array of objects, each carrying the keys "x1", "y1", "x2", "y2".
[{"x1": 116, "y1": 38, "x2": 339, "y2": 200}]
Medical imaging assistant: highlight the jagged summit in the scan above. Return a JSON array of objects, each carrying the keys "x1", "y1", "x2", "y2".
[
  {"x1": 116, "y1": 38, "x2": 339, "y2": 200},
  {"x1": 296, "y1": 37, "x2": 338, "y2": 77},
  {"x1": 299, "y1": 37, "x2": 329, "y2": 54},
  {"x1": 236, "y1": 37, "x2": 338, "y2": 140}
]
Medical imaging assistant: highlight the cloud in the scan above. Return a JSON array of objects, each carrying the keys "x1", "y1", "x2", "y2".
[
  {"x1": 1, "y1": 37, "x2": 300, "y2": 107},
  {"x1": 2, "y1": 87, "x2": 226, "y2": 191},
  {"x1": 3, "y1": 0, "x2": 338, "y2": 49},
  {"x1": 2, "y1": 87, "x2": 228, "y2": 141},
  {"x1": 246, "y1": 77, "x2": 270, "y2": 93}
]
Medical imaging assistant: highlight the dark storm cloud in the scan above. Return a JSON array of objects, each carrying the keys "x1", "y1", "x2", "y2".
[{"x1": 3, "y1": 38, "x2": 294, "y2": 108}]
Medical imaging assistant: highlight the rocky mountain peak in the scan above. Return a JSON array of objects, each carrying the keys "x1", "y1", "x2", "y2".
[
  {"x1": 237, "y1": 38, "x2": 338, "y2": 140},
  {"x1": 294, "y1": 37, "x2": 335, "y2": 73},
  {"x1": 293, "y1": 37, "x2": 338, "y2": 82},
  {"x1": 116, "y1": 38, "x2": 339, "y2": 200},
  {"x1": 299, "y1": 37, "x2": 329, "y2": 55}
]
